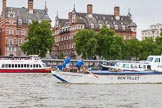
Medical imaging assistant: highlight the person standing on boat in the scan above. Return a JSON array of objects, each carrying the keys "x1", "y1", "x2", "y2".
[
  {"x1": 63, "y1": 56, "x2": 71, "y2": 71},
  {"x1": 76, "y1": 60, "x2": 84, "y2": 72}
]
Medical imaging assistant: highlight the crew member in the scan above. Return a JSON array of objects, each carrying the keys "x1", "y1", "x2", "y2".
[
  {"x1": 63, "y1": 56, "x2": 71, "y2": 71},
  {"x1": 76, "y1": 60, "x2": 84, "y2": 72}
]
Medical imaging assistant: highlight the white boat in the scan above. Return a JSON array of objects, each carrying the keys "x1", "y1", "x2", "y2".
[
  {"x1": 0, "y1": 55, "x2": 51, "y2": 73},
  {"x1": 102, "y1": 61, "x2": 151, "y2": 72},
  {"x1": 51, "y1": 55, "x2": 162, "y2": 84},
  {"x1": 146, "y1": 55, "x2": 162, "y2": 71},
  {"x1": 51, "y1": 70, "x2": 162, "y2": 84}
]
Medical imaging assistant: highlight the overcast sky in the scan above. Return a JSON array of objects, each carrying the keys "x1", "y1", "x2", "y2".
[{"x1": 0, "y1": 0, "x2": 162, "y2": 40}]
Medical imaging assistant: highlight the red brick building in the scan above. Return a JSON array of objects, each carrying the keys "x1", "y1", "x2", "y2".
[
  {"x1": 53, "y1": 4, "x2": 137, "y2": 59},
  {"x1": 0, "y1": 0, "x2": 51, "y2": 56}
]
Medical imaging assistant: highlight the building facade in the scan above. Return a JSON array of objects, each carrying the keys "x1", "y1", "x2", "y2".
[
  {"x1": 0, "y1": 0, "x2": 51, "y2": 56},
  {"x1": 141, "y1": 23, "x2": 162, "y2": 40},
  {"x1": 53, "y1": 4, "x2": 137, "y2": 59}
]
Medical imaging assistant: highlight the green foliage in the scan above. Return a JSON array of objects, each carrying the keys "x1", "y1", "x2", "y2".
[
  {"x1": 73, "y1": 29, "x2": 98, "y2": 59},
  {"x1": 21, "y1": 21, "x2": 54, "y2": 58},
  {"x1": 96, "y1": 25, "x2": 115, "y2": 59},
  {"x1": 73, "y1": 27, "x2": 162, "y2": 60}
]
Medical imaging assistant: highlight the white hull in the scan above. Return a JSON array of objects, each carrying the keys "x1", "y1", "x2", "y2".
[{"x1": 51, "y1": 71, "x2": 162, "y2": 84}]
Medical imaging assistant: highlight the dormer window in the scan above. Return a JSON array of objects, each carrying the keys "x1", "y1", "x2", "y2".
[
  {"x1": 106, "y1": 24, "x2": 110, "y2": 29},
  {"x1": 18, "y1": 19, "x2": 22, "y2": 25},
  {"x1": 99, "y1": 24, "x2": 102, "y2": 29},
  {"x1": 28, "y1": 19, "x2": 32, "y2": 24},
  {"x1": 122, "y1": 25, "x2": 126, "y2": 31},
  {"x1": 72, "y1": 14, "x2": 76, "y2": 23},
  {"x1": 90, "y1": 23, "x2": 94, "y2": 29},
  {"x1": 114, "y1": 25, "x2": 118, "y2": 30}
]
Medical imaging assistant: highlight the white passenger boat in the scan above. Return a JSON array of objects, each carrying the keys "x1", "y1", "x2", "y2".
[
  {"x1": 103, "y1": 61, "x2": 151, "y2": 72},
  {"x1": 0, "y1": 55, "x2": 51, "y2": 73}
]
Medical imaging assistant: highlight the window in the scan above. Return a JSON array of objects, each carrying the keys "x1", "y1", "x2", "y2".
[
  {"x1": 154, "y1": 58, "x2": 160, "y2": 63},
  {"x1": 99, "y1": 24, "x2": 102, "y2": 29},
  {"x1": 18, "y1": 19, "x2": 22, "y2": 25},
  {"x1": 90, "y1": 23, "x2": 94, "y2": 29},
  {"x1": 114, "y1": 25, "x2": 118, "y2": 30},
  {"x1": 106, "y1": 24, "x2": 110, "y2": 29},
  {"x1": 9, "y1": 29, "x2": 14, "y2": 35}
]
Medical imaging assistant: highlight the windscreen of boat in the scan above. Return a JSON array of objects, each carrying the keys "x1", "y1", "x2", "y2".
[
  {"x1": 147, "y1": 57, "x2": 154, "y2": 62},
  {"x1": 154, "y1": 58, "x2": 160, "y2": 63}
]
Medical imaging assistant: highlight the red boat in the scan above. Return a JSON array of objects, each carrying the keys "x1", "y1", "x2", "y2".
[{"x1": 0, "y1": 55, "x2": 51, "y2": 73}]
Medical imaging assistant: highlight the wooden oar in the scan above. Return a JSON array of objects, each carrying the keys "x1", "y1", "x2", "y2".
[{"x1": 86, "y1": 70, "x2": 99, "y2": 78}]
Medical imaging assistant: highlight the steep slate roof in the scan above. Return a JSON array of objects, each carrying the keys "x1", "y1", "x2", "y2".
[
  {"x1": 5, "y1": 7, "x2": 51, "y2": 23},
  {"x1": 58, "y1": 11, "x2": 137, "y2": 31},
  {"x1": 58, "y1": 19, "x2": 69, "y2": 27},
  {"x1": 75, "y1": 12, "x2": 136, "y2": 29}
]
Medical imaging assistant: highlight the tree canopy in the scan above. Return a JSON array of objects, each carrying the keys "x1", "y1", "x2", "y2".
[
  {"x1": 21, "y1": 21, "x2": 54, "y2": 58},
  {"x1": 73, "y1": 25, "x2": 162, "y2": 60}
]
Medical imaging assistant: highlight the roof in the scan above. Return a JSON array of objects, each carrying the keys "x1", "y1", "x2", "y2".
[
  {"x1": 5, "y1": 7, "x2": 51, "y2": 24},
  {"x1": 57, "y1": 11, "x2": 137, "y2": 31}
]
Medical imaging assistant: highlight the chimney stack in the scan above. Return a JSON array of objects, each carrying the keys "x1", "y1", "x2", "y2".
[
  {"x1": 87, "y1": 4, "x2": 93, "y2": 14},
  {"x1": 114, "y1": 6, "x2": 120, "y2": 17},
  {"x1": 3, "y1": 0, "x2": 6, "y2": 10},
  {"x1": 28, "y1": 0, "x2": 33, "y2": 14}
]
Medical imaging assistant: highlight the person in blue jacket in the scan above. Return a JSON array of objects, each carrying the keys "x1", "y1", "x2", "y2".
[
  {"x1": 63, "y1": 56, "x2": 71, "y2": 71},
  {"x1": 75, "y1": 60, "x2": 84, "y2": 72}
]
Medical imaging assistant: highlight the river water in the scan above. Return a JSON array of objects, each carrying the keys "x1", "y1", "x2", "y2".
[{"x1": 0, "y1": 73, "x2": 162, "y2": 108}]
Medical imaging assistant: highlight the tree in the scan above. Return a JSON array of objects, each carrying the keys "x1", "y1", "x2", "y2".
[
  {"x1": 96, "y1": 25, "x2": 115, "y2": 59},
  {"x1": 73, "y1": 29, "x2": 98, "y2": 59},
  {"x1": 21, "y1": 21, "x2": 54, "y2": 58},
  {"x1": 140, "y1": 37, "x2": 156, "y2": 60},
  {"x1": 109, "y1": 35, "x2": 124, "y2": 60},
  {"x1": 125, "y1": 39, "x2": 142, "y2": 60}
]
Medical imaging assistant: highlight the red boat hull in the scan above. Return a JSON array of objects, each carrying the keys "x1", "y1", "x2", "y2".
[{"x1": 0, "y1": 69, "x2": 51, "y2": 73}]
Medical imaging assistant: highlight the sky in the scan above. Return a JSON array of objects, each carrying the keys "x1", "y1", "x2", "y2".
[{"x1": 0, "y1": 0, "x2": 162, "y2": 40}]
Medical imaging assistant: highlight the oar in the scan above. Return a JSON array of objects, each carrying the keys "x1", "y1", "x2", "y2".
[{"x1": 86, "y1": 70, "x2": 99, "y2": 78}]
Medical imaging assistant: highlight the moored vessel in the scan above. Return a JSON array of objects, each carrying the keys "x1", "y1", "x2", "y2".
[{"x1": 0, "y1": 55, "x2": 51, "y2": 73}]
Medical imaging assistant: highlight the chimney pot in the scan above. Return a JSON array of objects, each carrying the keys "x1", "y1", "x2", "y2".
[
  {"x1": 28, "y1": 0, "x2": 33, "y2": 14},
  {"x1": 87, "y1": 4, "x2": 93, "y2": 14},
  {"x1": 114, "y1": 6, "x2": 120, "y2": 16}
]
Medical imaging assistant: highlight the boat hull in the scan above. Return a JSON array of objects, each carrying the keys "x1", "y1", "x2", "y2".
[
  {"x1": 51, "y1": 70, "x2": 162, "y2": 84},
  {"x1": 0, "y1": 69, "x2": 50, "y2": 73}
]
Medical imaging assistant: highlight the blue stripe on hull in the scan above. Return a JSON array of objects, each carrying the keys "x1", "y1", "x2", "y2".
[
  {"x1": 52, "y1": 74, "x2": 68, "y2": 83},
  {"x1": 91, "y1": 70, "x2": 162, "y2": 75}
]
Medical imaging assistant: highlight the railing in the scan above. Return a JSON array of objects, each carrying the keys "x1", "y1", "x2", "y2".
[{"x1": 42, "y1": 59, "x2": 107, "y2": 68}]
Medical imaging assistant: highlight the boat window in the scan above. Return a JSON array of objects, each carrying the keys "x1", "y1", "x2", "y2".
[
  {"x1": 9, "y1": 64, "x2": 11, "y2": 68},
  {"x1": 147, "y1": 65, "x2": 151, "y2": 69},
  {"x1": 27, "y1": 64, "x2": 29, "y2": 68},
  {"x1": 15, "y1": 64, "x2": 17, "y2": 68},
  {"x1": 36, "y1": 64, "x2": 38, "y2": 67},
  {"x1": 123, "y1": 64, "x2": 129, "y2": 68},
  {"x1": 2, "y1": 64, "x2": 4, "y2": 68},
  {"x1": 33, "y1": 64, "x2": 35, "y2": 68},
  {"x1": 39, "y1": 64, "x2": 41, "y2": 67},
  {"x1": 12, "y1": 64, "x2": 14, "y2": 68},
  {"x1": 18, "y1": 64, "x2": 20, "y2": 68},
  {"x1": 24, "y1": 64, "x2": 26, "y2": 68},
  {"x1": 154, "y1": 58, "x2": 160, "y2": 63},
  {"x1": 147, "y1": 57, "x2": 153, "y2": 62},
  {"x1": 21, "y1": 64, "x2": 23, "y2": 68}
]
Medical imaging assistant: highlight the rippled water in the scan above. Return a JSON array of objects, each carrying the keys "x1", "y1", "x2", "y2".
[{"x1": 0, "y1": 73, "x2": 162, "y2": 108}]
